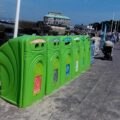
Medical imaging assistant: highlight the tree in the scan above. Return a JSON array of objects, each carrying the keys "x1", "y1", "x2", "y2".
[{"x1": 90, "y1": 22, "x2": 101, "y2": 31}]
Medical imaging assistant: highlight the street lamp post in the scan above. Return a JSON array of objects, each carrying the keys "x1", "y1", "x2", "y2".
[{"x1": 14, "y1": 0, "x2": 21, "y2": 38}]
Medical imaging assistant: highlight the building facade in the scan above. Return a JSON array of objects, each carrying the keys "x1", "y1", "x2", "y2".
[
  {"x1": 44, "y1": 12, "x2": 71, "y2": 28},
  {"x1": 44, "y1": 12, "x2": 71, "y2": 35}
]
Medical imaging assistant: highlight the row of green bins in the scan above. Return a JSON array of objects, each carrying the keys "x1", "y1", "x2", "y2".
[
  {"x1": 60, "y1": 36, "x2": 73, "y2": 85},
  {"x1": 0, "y1": 35, "x2": 46, "y2": 107},
  {"x1": 44, "y1": 36, "x2": 61, "y2": 95},
  {"x1": 71, "y1": 36, "x2": 81, "y2": 78},
  {"x1": 0, "y1": 35, "x2": 91, "y2": 107}
]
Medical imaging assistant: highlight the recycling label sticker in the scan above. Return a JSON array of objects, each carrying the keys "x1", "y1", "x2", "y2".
[
  {"x1": 76, "y1": 60, "x2": 79, "y2": 72},
  {"x1": 34, "y1": 75, "x2": 42, "y2": 94},
  {"x1": 54, "y1": 69, "x2": 58, "y2": 82},
  {"x1": 66, "y1": 64, "x2": 70, "y2": 76}
]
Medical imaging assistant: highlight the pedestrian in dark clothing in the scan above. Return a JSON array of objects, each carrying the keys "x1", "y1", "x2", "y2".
[{"x1": 102, "y1": 40, "x2": 114, "y2": 61}]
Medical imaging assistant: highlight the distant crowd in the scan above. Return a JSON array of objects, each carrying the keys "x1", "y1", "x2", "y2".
[{"x1": 90, "y1": 32, "x2": 120, "y2": 60}]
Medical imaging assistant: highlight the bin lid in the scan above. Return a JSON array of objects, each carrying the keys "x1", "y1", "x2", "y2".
[
  {"x1": 60, "y1": 36, "x2": 72, "y2": 47},
  {"x1": 24, "y1": 36, "x2": 46, "y2": 52},
  {"x1": 72, "y1": 36, "x2": 80, "y2": 46},
  {"x1": 43, "y1": 36, "x2": 60, "y2": 50}
]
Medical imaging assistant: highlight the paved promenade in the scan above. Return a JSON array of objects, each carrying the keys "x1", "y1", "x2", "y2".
[{"x1": 0, "y1": 42, "x2": 120, "y2": 120}]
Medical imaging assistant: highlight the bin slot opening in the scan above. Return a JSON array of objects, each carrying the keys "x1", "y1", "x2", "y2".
[
  {"x1": 54, "y1": 42, "x2": 59, "y2": 46},
  {"x1": 41, "y1": 43, "x2": 44, "y2": 47},
  {"x1": 65, "y1": 42, "x2": 70, "y2": 45},
  {"x1": 54, "y1": 42, "x2": 56, "y2": 46},
  {"x1": 76, "y1": 40, "x2": 80, "y2": 43},
  {"x1": 35, "y1": 43, "x2": 39, "y2": 48}
]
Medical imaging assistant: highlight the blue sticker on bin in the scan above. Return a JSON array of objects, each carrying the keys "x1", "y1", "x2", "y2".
[
  {"x1": 64, "y1": 38, "x2": 71, "y2": 42},
  {"x1": 54, "y1": 69, "x2": 58, "y2": 82},
  {"x1": 66, "y1": 64, "x2": 70, "y2": 76}
]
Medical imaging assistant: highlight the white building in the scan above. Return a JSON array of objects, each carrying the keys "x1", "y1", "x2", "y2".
[{"x1": 44, "y1": 12, "x2": 71, "y2": 27}]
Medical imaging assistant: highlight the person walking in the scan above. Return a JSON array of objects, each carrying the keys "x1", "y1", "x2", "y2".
[
  {"x1": 102, "y1": 32, "x2": 115, "y2": 61},
  {"x1": 102, "y1": 40, "x2": 114, "y2": 60},
  {"x1": 91, "y1": 33, "x2": 101, "y2": 56}
]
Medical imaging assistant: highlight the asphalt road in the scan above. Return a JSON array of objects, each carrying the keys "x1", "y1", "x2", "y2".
[{"x1": 0, "y1": 42, "x2": 120, "y2": 120}]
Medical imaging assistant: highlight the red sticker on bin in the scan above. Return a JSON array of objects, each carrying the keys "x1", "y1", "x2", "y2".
[{"x1": 34, "y1": 75, "x2": 42, "y2": 94}]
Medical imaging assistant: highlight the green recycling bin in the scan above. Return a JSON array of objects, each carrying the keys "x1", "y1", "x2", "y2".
[
  {"x1": 71, "y1": 36, "x2": 81, "y2": 78},
  {"x1": 60, "y1": 36, "x2": 73, "y2": 85},
  {"x1": 79, "y1": 35, "x2": 86, "y2": 73},
  {"x1": 44, "y1": 36, "x2": 61, "y2": 95},
  {"x1": 84, "y1": 36, "x2": 91, "y2": 70},
  {"x1": 0, "y1": 35, "x2": 46, "y2": 107}
]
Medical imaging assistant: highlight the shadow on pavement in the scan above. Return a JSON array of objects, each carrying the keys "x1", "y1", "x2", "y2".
[
  {"x1": 94, "y1": 56, "x2": 113, "y2": 61},
  {"x1": 94, "y1": 56, "x2": 104, "y2": 60}
]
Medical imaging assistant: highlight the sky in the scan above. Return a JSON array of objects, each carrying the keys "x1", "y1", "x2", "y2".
[{"x1": 0, "y1": 0, "x2": 120, "y2": 25}]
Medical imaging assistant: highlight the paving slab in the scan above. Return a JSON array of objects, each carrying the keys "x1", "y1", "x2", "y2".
[{"x1": 0, "y1": 42, "x2": 120, "y2": 120}]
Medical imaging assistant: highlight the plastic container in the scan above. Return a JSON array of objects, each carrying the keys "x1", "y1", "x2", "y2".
[
  {"x1": 60, "y1": 36, "x2": 72, "y2": 85},
  {"x1": 44, "y1": 36, "x2": 61, "y2": 95},
  {"x1": 0, "y1": 35, "x2": 46, "y2": 107},
  {"x1": 71, "y1": 36, "x2": 81, "y2": 78},
  {"x1": 84, "y1": 36, "x2": 91, "y2": 70},
  {"x1": 79, "y1": 35, "x2": 85, "y2": 73},
  {"x1": 91, "y1": 40, "x2": 95, "y2": 64}
]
